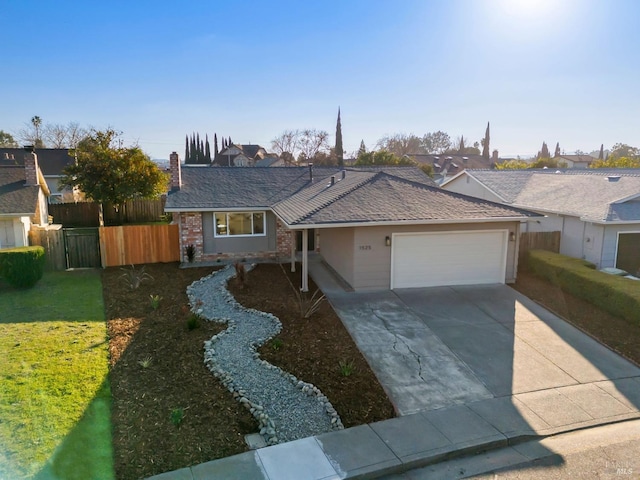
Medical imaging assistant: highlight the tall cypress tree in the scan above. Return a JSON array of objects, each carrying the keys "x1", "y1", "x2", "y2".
[
  {"x1": 335, "y1": 107, "x2": 344, "y2": 167},
  {"x1": 459, "y1": 135, "x2": 465, "y2": 152},
  {"x1": 214, "y1": 133, "x2": 219, "y2": 156},
  {"x1": 482, "y1": 122, "x2": 490, "y2": 159},
  {"x1": 185, "y1": 135, "x2": 189, "y2": 163},
  {"x1": 554, "y1": 142, "x2": 561, "y2": 157},
  {"x1": 205, "y1": 135, "x2": 211, "y2": 163},
  {"x1": 190, "y1": 133, "x2": 197, "y2": 163},
  {"x1": 598, "y1": 144, "x2": 604, "y2": 160},
  {"x1": 228, "y1": 136, "x2": 232, "y2": 147},
  {"x1": 358, "y1": 139, "x2": 366, "y2": 157}
]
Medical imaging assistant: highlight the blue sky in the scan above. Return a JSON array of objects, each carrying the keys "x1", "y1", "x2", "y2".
[{"x1": 1, "y1": 0, "x2": 639, "y2": 159}]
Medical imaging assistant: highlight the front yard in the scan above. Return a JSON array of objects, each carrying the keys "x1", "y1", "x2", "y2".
[
  {"x1": 104, "y1": 262, "x2": 394, "y2": 480},
  {"x1": 0, "y1": 271, "x2": 112, "y2": 480}
]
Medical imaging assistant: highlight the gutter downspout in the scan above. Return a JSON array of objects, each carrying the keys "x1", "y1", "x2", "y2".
[{"x1": 290, "y1": 230, "x2": 296, "y2": 272}]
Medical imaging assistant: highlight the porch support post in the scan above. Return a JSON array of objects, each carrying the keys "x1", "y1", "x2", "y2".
[
  {"x1": 290, "y1": 230, "x2": 296, "y2": 272},
  {"x1": 301, "y1": 228, "x2": 309, "y2": 292}
]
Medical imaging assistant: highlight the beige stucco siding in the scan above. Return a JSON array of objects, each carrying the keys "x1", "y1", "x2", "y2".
[
  {"x1": 318, "y1": 227, "x2": 355, "y2": 286},
  {"x1": 442, "y1": 175, "x2": 505, "y2": 203},
  {"x1": 321, "y1": 221, "x2": 520, "y2": 291}
]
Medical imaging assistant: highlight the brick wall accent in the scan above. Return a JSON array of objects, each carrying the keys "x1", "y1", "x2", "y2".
[
  {"x1": 24, "y1": 152, "x2": 39, "y2": 186},
  {"x1": 169, "y1": 152, "x2": 181, "y2": 190},
  {"x1": 179, "y1": 212, "x2": 203, "y2": 262},
  {"x1": 276, "y1": 219, "x2": 292, "y2": 256}
]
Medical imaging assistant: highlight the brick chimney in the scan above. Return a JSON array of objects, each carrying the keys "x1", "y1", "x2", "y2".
[
  {"x1": 24, "y1": 150, "x2": 39, "y2": 186},
  {"x1": 169, "y1": 151, "x2": 181, "y2": 190},
  {"x1": 492, "y1": 149, "x2": 499, "y2": 162}
]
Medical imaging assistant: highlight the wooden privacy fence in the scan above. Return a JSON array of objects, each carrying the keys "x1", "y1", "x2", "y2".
[
  {"x1": 29, "y1": 226, "x2": 66, "y2": 271},
  {"x1": 30, "y1": 224, "x2": 179, "y2": 270},
  {"x1": 49, "y1": 198, "x2": 166, "y2": 227},
  {"x1": 519, "y1": 231, "x2": 561, "y2": 261},
  {"x1": 99, "y1": 224, "x2": 180, "y2": 267}
]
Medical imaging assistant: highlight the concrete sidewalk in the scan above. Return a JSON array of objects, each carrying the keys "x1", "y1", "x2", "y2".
[
  {"x1": 149, "y1": 395, "x2": 640, "y2": 480},
  {"x1": 148, "y1": 258, "x2": 640, "y2": 479}
]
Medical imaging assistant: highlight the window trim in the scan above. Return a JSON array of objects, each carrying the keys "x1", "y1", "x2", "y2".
[{"x1": 214, "y1": 211, "x2": 267, "y2": 238}]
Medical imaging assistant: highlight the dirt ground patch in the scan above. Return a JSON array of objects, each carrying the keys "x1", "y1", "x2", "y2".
[
  {"x1": 514, "y1": 272, "x2": 640, "y2": 366},
  {"x1": 104, "y1": 262, "x2": 394, "y2": 480}
]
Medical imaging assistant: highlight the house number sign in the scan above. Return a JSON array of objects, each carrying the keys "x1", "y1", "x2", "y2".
[{"x1": 358, "y1": 245, "x2": 372, "y2": 250}]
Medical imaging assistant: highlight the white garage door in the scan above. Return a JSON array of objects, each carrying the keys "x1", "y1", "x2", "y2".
[{"x1": 391, "y1": 230, "x2": 508, "y2": 289}]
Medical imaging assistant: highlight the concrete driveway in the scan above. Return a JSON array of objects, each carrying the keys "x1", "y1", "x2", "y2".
[{"x1": 317, "y1": 277, "x2": 640, "y2": 417}]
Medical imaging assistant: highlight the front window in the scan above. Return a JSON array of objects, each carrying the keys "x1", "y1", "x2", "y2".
[{"x1": 215, "y1": 212, "x2": 266, "y2": 237}]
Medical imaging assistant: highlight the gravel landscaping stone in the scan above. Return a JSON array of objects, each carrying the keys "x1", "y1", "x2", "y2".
[{"x1": 187, "y1": 265, "x2": 344, "y2": 445}]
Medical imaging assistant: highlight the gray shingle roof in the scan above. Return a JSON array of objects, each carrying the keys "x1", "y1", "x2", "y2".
[
  {"x1": 166, "y1": 165, "x2": 537, "y2": 226},
  {"x1": 0, "y1": 166, "x2": 40, "y2": 215},
  {"x1": 274, "y1": 171, "x2": 538, "y2": 226},
  {"x1": 0, "y1": 148, "x2": 73, "y2": 176},
  {"x1": 461, "y1": 169, "x2": 640, "y2": 222}
]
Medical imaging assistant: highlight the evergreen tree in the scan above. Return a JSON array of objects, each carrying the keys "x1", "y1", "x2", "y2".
[
  {"x1": 185, "y1": 135, "x2": 189, "y2": 163},
  {"x1": 598, "y1": 144, "x2": 604, "y2": 160},
  {"x1": 482, "y1": 122, "x2": 490, "y2": 159},
  {"x1": 228, "y1": 136, "x2": 232, "y2": 147},
  {"x1": 358, "y1": 140, "x2": 367, "y2": 156},
  {"x1": 190, "y1": 134, "x2": 197, "y2": 163},
  {"x1": 459, "y1": 135, "x2": 465, "y2": 152},
  {"x1": 335, "y1": 107, "x2": 344, "y2": 167},
  {"x1": 200, "y1": 139, "x2": 205, "y2": 163},
  {"x1": 554, "y1": 142, "x2": 561, "y2": 157},
  {"x1": 214, "y1": 133, "x2": 219, "y2": 156},
  {"x1": 538, "y1": 141, "x2": 550, "y2": 159},
  {"x1": 205, "y1": 135, "x2": 211, "y2": 163}
]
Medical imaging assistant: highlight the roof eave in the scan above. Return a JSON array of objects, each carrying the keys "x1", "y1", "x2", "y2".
[{"x1": 278, "y1": 216, "x2": 532, "y2": 230}]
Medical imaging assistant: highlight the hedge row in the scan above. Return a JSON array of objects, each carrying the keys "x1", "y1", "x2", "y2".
[
  {"x1": 0, "y1": 246, "x2": 46, "y2": 289},
  {"x1": 526, "y1": 249, "x2": 640, "y2": 327}
]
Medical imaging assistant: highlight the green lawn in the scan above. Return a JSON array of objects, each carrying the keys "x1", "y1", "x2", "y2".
[{"x1": 0, "y1": 271, "x2": 113, "y2": 480}]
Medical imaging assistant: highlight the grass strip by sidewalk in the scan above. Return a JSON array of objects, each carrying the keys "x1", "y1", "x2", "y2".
[{"x1": 0, "y1": 271, "x2": 113, "y2": 480}]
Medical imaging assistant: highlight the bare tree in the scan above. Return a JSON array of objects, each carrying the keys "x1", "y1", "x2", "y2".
[
  {"x1": 271, "y1": 129, "x2": 330, "y2": 164},
  {"x1": 44, "y1": 124, "x2": 68, "y2": 148},
  {"x1": 18, "y1": 116, "x2": 45, "y2": 147},
  {"x1": 298, "y1": 129, "x2": 330, "y2": 161},
  {"x1": 271, "y1": 129, "x2": 300, "y2": 165},
  {"x1": 376, "y1": 133, "x2": 424, "y2": 156}
]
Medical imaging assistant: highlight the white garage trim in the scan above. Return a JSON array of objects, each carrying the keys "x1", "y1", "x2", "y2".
[{"x1": 390, "y1": 229, "x2": 508, "y2": 289}]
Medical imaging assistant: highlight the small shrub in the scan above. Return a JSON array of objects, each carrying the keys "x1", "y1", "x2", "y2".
[
  {"x1": 339, "y1": 359, "x2": 356, "y2": 377},
  {"x1": 138, "y1": 356, "x2": 153, "y2": 368},
  {"x1": 119, "y1": 265, "x2": 153, "y2": 290},
  {"x1": 234, "y1": 262, "x2": 248, "y2": 288},
  {"x1": 271, "y1": 338, "x2": 283, "y2": 351},
  {"x1": 0, "y1": 246, "x2": 46, "y2": 289},
  {"x1": 170, "y1": 408, "x2": 184, "y2": 426},
  {"x1": 278, "y1": 263, "x2": 325, "y2": 319},
  {"x1": 185, "y1": 244, "x2": 196, "y2": 263},
  {"x1": 187, "y1": 313, "x2": 201, "y2": 330},
  {"x1": 149, "y1": 294, "x2": 162, "y2": 310}
]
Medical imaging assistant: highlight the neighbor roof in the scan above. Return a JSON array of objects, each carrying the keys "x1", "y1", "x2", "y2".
[
  {"x1": 0, "y1": 166, "x2": 40, "y2": 216},
  {"x1": 0, "y1": 148, "x2": 73, "y2": 176},
  {"x1": 447, "y1": 169, "x2": 640, "y2": 223}
]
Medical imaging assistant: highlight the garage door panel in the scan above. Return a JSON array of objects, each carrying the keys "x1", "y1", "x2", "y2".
[{"x1": 392, "y1": 231, "x2": 507, "y2": 289}]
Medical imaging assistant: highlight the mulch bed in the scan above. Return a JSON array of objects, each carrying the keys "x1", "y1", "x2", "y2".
[
  {"x1": 513, "y1": 271, "x2": 640, "y2": 366},
  {"x1": 104, "y1": 262, "x2": 394, "y2": 480}
]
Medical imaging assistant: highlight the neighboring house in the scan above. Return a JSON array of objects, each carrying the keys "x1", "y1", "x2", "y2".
[
  {"x1": 405, "y1": 152, "x2": 498, "y2": 183},
  {"x1": 442, "y1": 168, "x2": 640, "y2": 275},
  {"x1": 211, "y1": 144, "x2": 274, "y2": 167},
  {"x1": 554, "y1": 154, "x2": 595, "y2": 169},
  {"x1": 0, "y1": 148, "x2": 77, "y2": 202},
  {"x1": 0, "y1": 151, "x2": 50, "y2": 249},
  {"x1": 165, "y1": 153, "x2": 539, "y2": 291}
]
